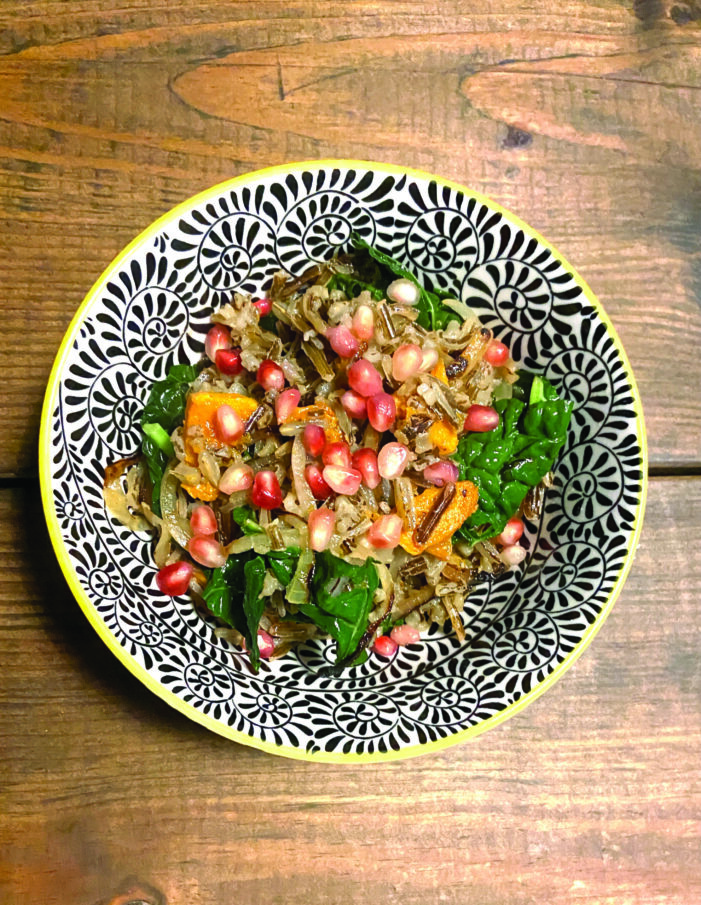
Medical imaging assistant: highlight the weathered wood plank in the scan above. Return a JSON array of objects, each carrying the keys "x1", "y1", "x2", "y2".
[
  {"x1": 0, "y1": 3, "x2": 700, "y2": 475},
  {"x1": 0, "y1": 476, "x2": 699, "y2": 904}
]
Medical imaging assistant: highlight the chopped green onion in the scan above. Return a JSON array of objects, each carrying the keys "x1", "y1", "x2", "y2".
[{"x1": 142, "y1": 422, "x2": 174, "y2": 457}]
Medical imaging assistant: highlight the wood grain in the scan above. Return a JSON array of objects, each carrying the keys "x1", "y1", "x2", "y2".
[
  {"x1": 1, "y1": 3, "x2": 700, "y2": 902},
  {"x1": 0, "y1": 1, "x2": 700, "y2": 476},
  {"x1": 1, "y1": 477, "x2": 699, "y2": 905}
]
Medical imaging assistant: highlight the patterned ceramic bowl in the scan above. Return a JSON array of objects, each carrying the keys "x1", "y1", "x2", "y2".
[{"x1": 40, "y1": 161, "x2": 647, "y2": 762}]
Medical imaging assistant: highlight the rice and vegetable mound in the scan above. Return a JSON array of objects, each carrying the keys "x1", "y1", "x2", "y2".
[{"x1": 105, "y1": 237, "x2": 573, "y2": 672}]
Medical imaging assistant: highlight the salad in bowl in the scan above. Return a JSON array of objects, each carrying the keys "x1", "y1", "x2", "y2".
[{"x1": 105, "y1": 236, "x2": 573, "y2": 673}]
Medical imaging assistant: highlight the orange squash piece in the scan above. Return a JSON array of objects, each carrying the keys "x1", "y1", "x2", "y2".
[
  {"x1": 399, "y1": 480, "x2": 479, "y2": 556},
  {"x1": 183, "y1": 392, "x2": 258, "y2": 462},
  {"x1": 185, "y1": 480, "x2": 221, "y2": 502},
  {"x1": 428, "y1": 420, "x2": 458, "y2": 455},
  {"x1": 182, "y1": 392, "x2": 258, "y2": 500},
  {"x1": 430, "y1": 358, "x2": 449, "y2": 385}
]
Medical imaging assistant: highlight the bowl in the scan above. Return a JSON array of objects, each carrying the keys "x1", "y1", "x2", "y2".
[{"x1": 39, "y1": 160, "x2": 647, "y2": 761}]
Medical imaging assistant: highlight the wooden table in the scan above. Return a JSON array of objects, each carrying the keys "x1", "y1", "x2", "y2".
[{"x1": 2, "y1": 3, "x2": 699, "y2": 903}]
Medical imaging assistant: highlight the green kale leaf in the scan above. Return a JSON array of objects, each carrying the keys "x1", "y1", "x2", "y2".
[
  {"x1": 140, "y1": 363, "x2": 198, "y2": 516},
  {"x1": 298, "y1": 550, "x2": 379, "y2": 664},
  {"x1": 452, "y1": 376, "x2": 573, "y2": 544}
]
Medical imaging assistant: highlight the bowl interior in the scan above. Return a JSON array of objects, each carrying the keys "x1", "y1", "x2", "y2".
[{"x1": 40, "y1": 161, "x2": 646, "y2": 761}]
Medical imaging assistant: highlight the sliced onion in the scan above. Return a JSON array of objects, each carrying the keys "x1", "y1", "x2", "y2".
[
  {"x1": 160, "y1": 468, "x2": 193, "y2": 549},
  {"x1": 102, "y1": 457, "x2": 151, "y2": 532},
  {"x1": 153, "y1": 522, "x2": 172, "y2": 568},
  {"x1": 393, "y1": 477, "x2": 416, "y2": 532},
  {"x1": 292, "y1": 433, "x2": 315, "y2": 516}
]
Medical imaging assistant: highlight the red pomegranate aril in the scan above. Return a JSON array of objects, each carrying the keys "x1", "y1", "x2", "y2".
[
  {"x1": 305, "y1": 464, "x2": 333, "y2": 500},
  {"x1": 392, "y1": 344, "x2": 423, "y2": 382},
  {"x1": 322, "y1": 441, "x2": 352, "y2": 469},
  {"x1": 341, "y1": 389, "x2": 367, "y2": 420},
  {"x1": 390, "y1": 624, "x2": 421, "y2": 646},
  {"x1": 274, "y1": 387, "x2": 301, "y2": 423},
  {"x1": 205, "y1": 324, "x2": 231, "y2": 363},
  {"x1": 308, "y1": 507, "x2": 336, "y2": 552},
  {"x1": 496, "y1": 517, "x2": 524, "y2": 546},
  {"x1": 501, "y1": 544, "x2": 527, "y2": 566},
  {"x1": 423, "y1": 460, "x2": 459, "y2": 487},
  {"x1": 322, "y1": 465, "x2": 362, "y2": 496},
  {"x1": 215, "y1": 347, "x2": 243, "y2": 375},
  {"x1": 347, "y1": 359, "x2": 383, "y2": 397},
  {"x1": 256, "y1": 359, "x2": 286, "y2": 392},
  {"x1": 257, "y1": 629, "x2": 275, "y2": 659},
  {"x1": 187, "y1": 536, "x2": 227, "y2": 569},
  {"x1": 251, "y1": 470, "x2": 283, "y2": 510},
  {"x1": 463, "y1": 404, "x2": 500, "y2": 433},
  {"x1": 386, "y1": 278, "x2": 420, "y2": 306},
  {"x1": 367, "y1": 514, "x2": 403, "y2": 549},
  {"x1": 420, "y1": 348, "x2": 439, "y2": 372},
  {"x1": 190, "y1": 504, "x2": 217, "y2": 537},
  {"x1": 351, "y1": 448, "x2": 380, "y2": 489},
  {"x1": 351, "y1": 304, "x2": 375, "y2": 341},
  {"x1": 367, "y1": 392, "x2": 396, "y2": 432},
  {"x1": 377, "y1": 442, "x2": 410, "y2": 479},
  {"x1": 373, "y1": 635, "x2": 398, "y2": 658},
  {"x1": 218, "y1": 463, "x2": 254, "y2": 494},
  {"x1": 326, "y1": 325, "x2": 359, "y2": 359},
  {"x1": 213, "y1": 404, "x2": 244, "y2": 444},
  {"x1": 156, "y1": 561, "x2": 194, "y2": 596},
  {"x1": 302, "y1": 424, "x2": 326, "y2": 457},
  {"x1": 252, "y1": 297, "x2": 272, "y2": 317},
  {"x1": 484, "y1": 340, "x2": 509, "y2": 367}
]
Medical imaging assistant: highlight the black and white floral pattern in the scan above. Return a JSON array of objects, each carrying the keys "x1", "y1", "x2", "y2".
[{"x1": 42, "y1": 162, "x2": 645, "y2": 760}]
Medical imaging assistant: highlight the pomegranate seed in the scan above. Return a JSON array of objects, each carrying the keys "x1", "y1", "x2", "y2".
[
  {"x1": 377, "y1": 442, "x2": 410, "y2": 479},
  {"x1": 496, "y1": 517, "x2": 524, "y2": 546},
  {"x1": 218, "y1": 463, "x2": 254, "y2": 494},
  {"x1": 257, "y1": 629, "x2": 275, "y2": 659},
  {"x1": 347, "y1": 358, "x2": 383, "y2": 397},
  {"x1": 501, "y1": 544, "x2": 527, "y2": 566},
  {"x1": 367, "y1": 514, "x2": 403, "y2": 549},
  {"x1": 420, "y1": 348, "x2": 439, "y2": 372},
  {"x1": 484, "y1": 340, "x2": 509, "y2": 367},
  {"x1": 308, "y1": 506, "x2": 336, "y2": 552},
  {"x1": 274, "y1": 387, "x2": 301, "y2": 423},
  {"x1": 373, "y1": 635, "x2": 398, "y2": 658},
  {"x1": 302, "y1": 424, "x2": 326, "y2": 457},
  {"x1": 351, "y1": 448, "x2": 380, "y2": 489},
  {"x1": 390, "y1": 624, "x2": 421, "y2": 646},
  {"x1": 205, "y1": 324, "x2": 232, "y2": 363},
  {"x1": 392, "y1": 344, "x2": 423, "y2": 382},
  {"x1": 252, "y1": 297, "x2": 272, "y2": 317},
  {"x1": 367, "y1": 392, "x2": 396, "y2": 432},
  {"x1": 351, "y1": 304, "x2": 375, "y2": 341},
  {"x1": 341, "y1": 389, "x2": 367, "y2": 420},
  {"x1": 386, "y1": 278, "x2": 420, "y2": 306},
  {"x1": 322, "y1": 441, "x2": 352, "y2": 468},
  {"x1": 326, "y1": 325, "x2": 359, "y2": 359},
  {"x1": 215, "y1": 347, "x2": 243, "y2": 375},
  {"x1": 213, "y1": 404, "x2": 245, "y2": 444},
  {"x1": 256, "y1": 359, "x2": 286, "y2": 392},
  {"x1": 190, "y1": 504, "x2": 217, "y2": 537},
  {"x1": 463, "y1": 404, "x2": 500, "y2": 433},
  {"x1": 322, "y1": 465, "x2": 362, "y2": 496},
  {"x1": 156, "y1": 561, "x2": 194, "y2": 596},
  {"x1": 423, "y1": 460, "x2": 459, "y2": 487},
  {"x1": 188, "y1": 536, "x2": 227, "y2": 569},
  {"x1": 251, "y1": 470, "x2": 283, "y2": 510},
  {"x1": 305, "y1": 464, "x2": 333, "y2": 500}
]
